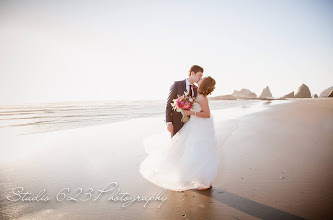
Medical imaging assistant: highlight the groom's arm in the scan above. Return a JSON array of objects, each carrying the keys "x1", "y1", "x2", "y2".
[{"x1": 165, "y1": 81, "x2": 177, "y2": 123}]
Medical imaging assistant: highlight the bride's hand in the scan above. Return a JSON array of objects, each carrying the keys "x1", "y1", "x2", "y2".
[{"x1": 183, "y1": 110, "x2": 193, "y2": 116}]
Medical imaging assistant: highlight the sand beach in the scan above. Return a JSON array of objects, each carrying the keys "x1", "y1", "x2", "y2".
[{"x1": 0, "y1": 98, "x2": 332, "y2": 219}]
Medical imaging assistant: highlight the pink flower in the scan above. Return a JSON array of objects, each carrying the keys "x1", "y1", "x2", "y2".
[{"x1": 184, "y1": 103, "x2": 192, "y2": 109}]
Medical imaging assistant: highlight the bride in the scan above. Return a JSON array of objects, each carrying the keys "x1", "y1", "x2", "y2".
[{"x1": 139, "y1": 76, "x2": 219, "y2": 191}]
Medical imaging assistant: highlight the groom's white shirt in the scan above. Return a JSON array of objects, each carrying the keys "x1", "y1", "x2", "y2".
[{"x1": 185, "y1": 78, "x2": 194, "y2": 95}]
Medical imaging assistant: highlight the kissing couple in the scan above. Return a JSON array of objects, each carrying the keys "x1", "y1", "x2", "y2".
[{"x1": 140, "y1": 65, "x2": 220, "y2": 191}]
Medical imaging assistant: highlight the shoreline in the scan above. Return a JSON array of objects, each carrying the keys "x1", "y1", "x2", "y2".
[
  {"x1": 0, "y1": 98, "x2": 290, "y2": 136},
  {"x1": 0, "y1": 98, "x2": 332, "y2": 219}
]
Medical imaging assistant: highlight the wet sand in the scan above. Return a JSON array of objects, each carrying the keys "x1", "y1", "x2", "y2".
[{"x1": 0, "y1": 98, "x2": 332, "y2": 219}]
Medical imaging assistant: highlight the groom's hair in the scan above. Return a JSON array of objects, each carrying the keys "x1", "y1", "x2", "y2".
[{"x1": 188, "y1": 65, "x2": 204, "y2": 77}]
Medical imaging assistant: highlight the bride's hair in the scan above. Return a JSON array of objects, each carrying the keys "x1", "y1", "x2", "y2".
[{"x1": 198, "y1": 76, "x2": 216, "y2": 96}]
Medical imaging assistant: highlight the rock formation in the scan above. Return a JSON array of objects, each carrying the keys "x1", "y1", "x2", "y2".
[
  {"x1": 232, "y1": 89, "x2": 257, "y2": 98},
  {"x1": 328, "y1": 90, "x2": 333, "y2": 97},
  {"x1": 281, "y1": 91, "x2": 294, "y2": 99},
  {"x1": 295, "y1": 84, "x2": 311, "y2": 98},
  {"x1": 259, "y1": 86, "x2": 273, "y2": 98},
  {"x1": 209, "y1": 95, "x2": 237, "y2": 100},
  {"x1": 320, "y1": 86, "x2": 333, "y2": 97},
  {"x1": 313, "y1": 94, "x2": 318, "y2": 98}
]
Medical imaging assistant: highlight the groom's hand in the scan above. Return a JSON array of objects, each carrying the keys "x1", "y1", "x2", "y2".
[{"x1": 167, "y1": 123, "x2": 173, "y2": 133}]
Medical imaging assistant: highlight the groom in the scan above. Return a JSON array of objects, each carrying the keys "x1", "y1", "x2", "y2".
[{"x1": 165, "y1": 65, "x2": 204, "y2": 137}]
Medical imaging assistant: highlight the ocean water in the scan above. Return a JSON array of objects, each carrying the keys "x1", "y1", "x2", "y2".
[{"x1": 0, "y1": 99, "x2": 292, "y2": 135}]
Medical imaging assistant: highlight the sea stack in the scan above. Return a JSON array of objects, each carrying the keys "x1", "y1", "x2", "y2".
[
  {"x1": 295, "y1": 84, "x2": 311, "y2": 98},
  {"x1": 320, "y1": 86, "x2": 333, "y2": 97},
  {"x1": 232, "y1": 89, "x2": 257, "y2": 98},
  {"x1": 328, "y1": 90, "x2": 333, "y2": 97},
  {"x1": 281, "y1": 91, "x2": 294, "y2": 99},
  {"x1": 259, "y1": 86, "x2": 273, "y2": 98},
  {"x1": 210, "y1": 95, "x2": 237, "y2": 100}
]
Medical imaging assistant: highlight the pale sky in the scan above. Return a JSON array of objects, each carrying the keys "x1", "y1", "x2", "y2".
[{"x1": 0, "y1": 0, "x2": 332, "y2": 104}]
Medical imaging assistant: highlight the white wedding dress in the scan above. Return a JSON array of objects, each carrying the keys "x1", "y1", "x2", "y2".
[{"x1": 139, "y1": 102, "x2": 220, "y2": 191}]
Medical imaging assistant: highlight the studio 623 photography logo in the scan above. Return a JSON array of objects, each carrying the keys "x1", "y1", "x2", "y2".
[{"x1": 6, "y1": 182, "x2": 168, "y2": 208}]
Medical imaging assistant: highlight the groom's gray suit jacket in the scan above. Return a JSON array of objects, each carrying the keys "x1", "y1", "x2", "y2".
[{"x1": 165, "y1": 79, "x2": 198, "y2": 137}]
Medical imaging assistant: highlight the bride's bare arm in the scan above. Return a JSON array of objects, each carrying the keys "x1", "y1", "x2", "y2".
[{"x1": 183, "y1": 95, "x2": 210, "y2": 118}]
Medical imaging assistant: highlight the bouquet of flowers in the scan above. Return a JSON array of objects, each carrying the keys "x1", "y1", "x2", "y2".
[{"x1": 171, "y1": 91, "x2": 195, "y2": 122}]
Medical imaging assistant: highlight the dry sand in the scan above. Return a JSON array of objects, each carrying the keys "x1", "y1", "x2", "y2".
[{"x1": 0, "y1": 98, "x2": 332, "y2": 219}]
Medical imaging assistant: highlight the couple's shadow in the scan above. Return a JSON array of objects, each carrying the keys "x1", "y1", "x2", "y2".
[{"x1": 192, "y1": 187, "x2": 305, "y2": 220}]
